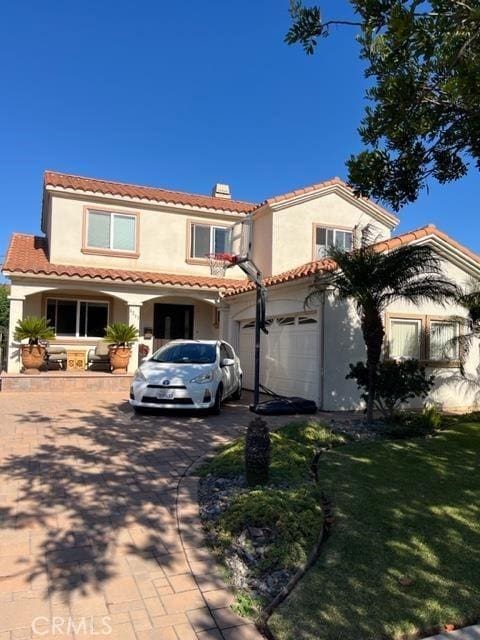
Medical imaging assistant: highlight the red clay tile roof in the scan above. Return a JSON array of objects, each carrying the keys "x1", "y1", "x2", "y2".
[
  {"x1": 3, "y1": 234, "x2": 246, "y2": 290},
  {"x1": 225, "y1": 224, "x2": 480, "y2": 296},
  {"x1": 258, "y1": 177, "x2": 345, "y2": 207},
  {"x1": 6, "y1": 225, "x2": 479, "y2": 296},
  {"x1": 44, "y1": 171, "x2": 256, "y2": 214},
  {"x1": 372, "y1": 224, "x2": 480, "y2": 262},
  {"x1": 252, "y1": 176, "x2": 399, "y2": 224}
]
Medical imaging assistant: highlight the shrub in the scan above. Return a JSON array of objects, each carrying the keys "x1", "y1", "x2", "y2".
[
  {"x1": 418, "y1": 406, "x2": 443, "y2": 431},
  {"x1": 459, "y1": 411, "x2": 480, "y2": 422},
  {"x1": 103, "y1": 322, "x2": 139, "y2": 346},
  {"x1": 385, "y1": 407, "x2": 443, "y2": 439},
  {"x1": 14, "y1": 316, "x2": 55, "y2": 345},
  {"x1": 347, "y1": 359, "x2": 435, "y2": 418},
  {"x1": 232, "y1": 592, "x2": 265, "y2": 618},
  {"x1": 280, "y1": 420, "x2": 345, "y2": 448}
]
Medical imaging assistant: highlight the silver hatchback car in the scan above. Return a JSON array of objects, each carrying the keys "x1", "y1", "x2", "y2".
[{"x1": 129, "y1": 340, "x2": 243, "y2": 413}]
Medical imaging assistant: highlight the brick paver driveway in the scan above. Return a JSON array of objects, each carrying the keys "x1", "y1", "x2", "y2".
[{"x1": 0, "y1": 391, "x2": 272, "y2": 640}]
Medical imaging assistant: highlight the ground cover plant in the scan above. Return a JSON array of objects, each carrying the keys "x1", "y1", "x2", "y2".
[{"x1": 198, "y1": 420, "x2": 345, "y2": 606}]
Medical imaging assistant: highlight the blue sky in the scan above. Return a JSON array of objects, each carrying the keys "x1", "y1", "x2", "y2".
[{"x1": 0, "y1": 0, "x2": 478, "y2": 265}]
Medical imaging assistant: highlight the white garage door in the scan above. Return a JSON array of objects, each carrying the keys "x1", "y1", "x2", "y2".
[{"x1": 238, "y1": 314, "x2": 319, "y2": 401}]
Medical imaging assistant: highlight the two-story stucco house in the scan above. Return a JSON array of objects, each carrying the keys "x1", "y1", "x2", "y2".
[{"x1": 4, "y1": 171, "x2": 480, "y2": 411}]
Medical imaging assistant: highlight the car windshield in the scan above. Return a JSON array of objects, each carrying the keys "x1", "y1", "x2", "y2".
[{"x1": 151, "y1": 343, "x2": 217, "y2": 364}]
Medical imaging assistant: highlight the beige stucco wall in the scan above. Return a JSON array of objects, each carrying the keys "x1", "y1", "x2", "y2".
[
  {"x1": 223, "y1": 256, "x2": 480, "y2": 412},
  {"x1": 251, "y1": 211, "x2": 273, "y2": 277},
  {"x1": 46, "y1": 190, "x2": 394, "y2": 283},
  {"x1": 24, "y1": 292, "x2": 42, "y2": 317},
  {"x1": 48, "y1": 194, "x2": 246, "y2": 280},
  {"x1": 267, "y1": 192, "x2": 392, "y2": 275},
  {"x1": 139, "y1": 295, "x2": 217, "y2": 347},
  {"x1": 323, "y1": 258, "x2": 480, "y2": 411}
]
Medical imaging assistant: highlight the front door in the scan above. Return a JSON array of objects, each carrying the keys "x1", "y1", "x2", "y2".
[{"x1": 153, "y1": 304, "x2": 194, "y2": 351}]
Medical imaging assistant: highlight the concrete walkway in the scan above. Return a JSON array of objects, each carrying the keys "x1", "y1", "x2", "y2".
[{"x1": 0, "y1": 391, "x2": 283, "y2": 639}]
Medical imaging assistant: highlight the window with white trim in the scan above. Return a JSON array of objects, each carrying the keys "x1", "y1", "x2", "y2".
[
  {"x1": 86, "y1": 210, "x2": 136, "y2": 252},
  {"x1": 46, "y1": 299, "x2": 109, "y2": 338},
  {"x1": 190, "y1": 223, "x2": 229, "y2": 259},
  {"x1": 315, "y1": 226, "x2": 353, "y2": 259},
  {"x1": 389, "y1": 318, "x2": 422, "y2": 360},
  {"x1": 429, "y1": 320, "x2": 459, "y2": 361}
]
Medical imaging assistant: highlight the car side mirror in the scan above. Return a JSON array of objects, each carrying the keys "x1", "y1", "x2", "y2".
[{"x1": 220, "y1": 357, "x2": 235, "y2": 367}]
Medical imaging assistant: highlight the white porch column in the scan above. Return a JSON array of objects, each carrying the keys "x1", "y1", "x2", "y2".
[
  {"x1": 7, "y1": 296, "x2": 25, "y2": 373},
  {"x1": 128, "y1": 303, "x2": 142, "y2": 373},
  {"x1": 218, "y1": 302, "x2": 230, "y2": 342}
]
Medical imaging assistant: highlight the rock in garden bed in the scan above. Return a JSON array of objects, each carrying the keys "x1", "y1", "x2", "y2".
[{"x1": 198, "y1": 473, "x2": 318, "y2": 602}]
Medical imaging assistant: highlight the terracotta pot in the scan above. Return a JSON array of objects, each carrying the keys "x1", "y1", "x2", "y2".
[
  {"x1": 109, "y1": 346, "x2": 131, "y2": 374},
  {"x1": 20, "y1": 344, "x2": 46, "y2": 374}
]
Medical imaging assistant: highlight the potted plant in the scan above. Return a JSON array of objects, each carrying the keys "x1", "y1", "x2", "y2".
[
  {"x1": 13, "y1": 316, "x2": 55, "y2": 373},
  {"x1": 104, "y1": 322, "x2": 139, "y2": 373}
]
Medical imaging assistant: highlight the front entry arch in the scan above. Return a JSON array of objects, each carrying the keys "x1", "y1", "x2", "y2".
[{"x1": 153, "y1": 303, "x2": 194, "y2": 351}]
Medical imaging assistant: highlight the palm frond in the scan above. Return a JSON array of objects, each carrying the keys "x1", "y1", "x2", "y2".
[
  {"x1": 373, "y1": 245, "x2": 441, "y2": 292},
  {"x1": 381, "y1": 276, "x2": 460, "y2": 308},
  {"x1": 458, "y1": 290, "x2": 480, "y2": 324}
]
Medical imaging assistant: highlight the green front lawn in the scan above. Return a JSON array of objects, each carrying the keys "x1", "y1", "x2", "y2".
[{"x1": 269, "y1": 419, "x2": 480, "y2": 640}]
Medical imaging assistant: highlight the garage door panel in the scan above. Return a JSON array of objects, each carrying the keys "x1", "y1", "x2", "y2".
[{"x1": 238, "y1": 314, "x2": 319, "y2": 402}]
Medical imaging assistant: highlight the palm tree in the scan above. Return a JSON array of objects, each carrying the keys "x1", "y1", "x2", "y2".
[
  {"x1": 454, "y1": 288, "x2": 480, "y2": 374},
  {"x1": 306, "y1": 240, "x2": 459, "y2": 423}
]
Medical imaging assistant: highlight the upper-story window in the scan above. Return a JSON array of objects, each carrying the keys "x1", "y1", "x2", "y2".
[
  {"x1": 314, "y1": 226, "x2": 353, "y2": 259},
  {"x1": 85, "y1": 210, "x2": 137, "y2": 254},
  {"x1": 190, "y1": 223, "x2": 229, "y2": 260}
]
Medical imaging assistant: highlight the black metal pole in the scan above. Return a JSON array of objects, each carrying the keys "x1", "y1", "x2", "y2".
[{"x1": 253, "y1": 281, "x2": 262, "y2": 408}]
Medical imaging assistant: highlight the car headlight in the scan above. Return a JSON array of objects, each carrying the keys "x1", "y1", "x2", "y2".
[
  {"x1": 190, "y1": 371, "x2": 214, "y2": 384},
  {"x1": 134, "y1": 368, "x2": 147, "y2": 382}
]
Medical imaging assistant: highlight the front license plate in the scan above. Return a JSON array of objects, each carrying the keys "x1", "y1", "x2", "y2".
[{"x1": 156, "y1": 390, "x2": 175, "y2": 400}]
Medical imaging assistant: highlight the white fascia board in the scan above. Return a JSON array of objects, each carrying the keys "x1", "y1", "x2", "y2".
[
  {"x1": 1, "y1": 270, "x2": 230, "y2": 294},
  {"x1": 405, "y1": 235, "x2": 480, "y2": 277}
]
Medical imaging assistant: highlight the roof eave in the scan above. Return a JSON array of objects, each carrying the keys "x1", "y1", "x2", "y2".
[
  {"x1": 2, "y1": 268, "x2": 238, "y2": 292},
  {"x1": 223, "y1": 226, "x2": 480, "y2": 298},
  {"x1": 44, "y1": 184, "x2": 253, "y2": 217},
  {"x1": 406, "y1": 234, "x2": 480, "y2": 277},
  {"x1": 251, "y1": 183, "x2": 398, "y2": 229}
]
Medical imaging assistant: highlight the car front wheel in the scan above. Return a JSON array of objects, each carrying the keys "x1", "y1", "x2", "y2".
[{"x1": 231, "y1": 377, "x2": 242, "y2": 401}]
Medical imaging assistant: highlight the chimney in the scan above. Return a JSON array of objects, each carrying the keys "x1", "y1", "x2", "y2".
[{"x1": 212, "y1": 183, "x2": 231, "y2": 199}]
